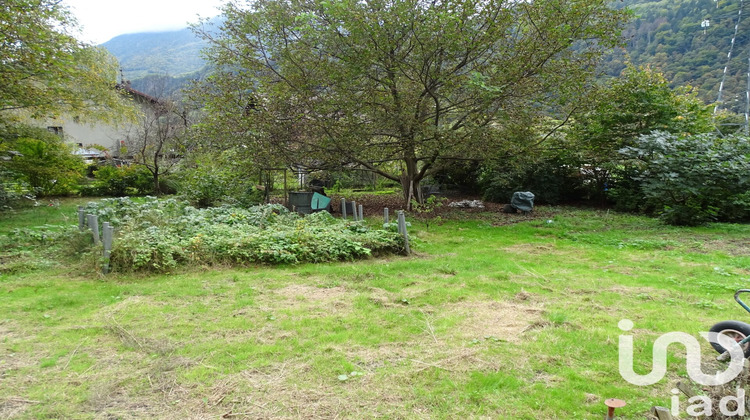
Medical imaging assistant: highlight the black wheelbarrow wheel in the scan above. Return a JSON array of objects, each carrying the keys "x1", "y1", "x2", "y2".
[{"x1": 709, "y1": 320, "x2": 750, "y2": 358}]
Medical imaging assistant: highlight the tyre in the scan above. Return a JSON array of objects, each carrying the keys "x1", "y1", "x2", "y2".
[{"x1": 709, "y1": 320, "x2": 750, "y2": 358}]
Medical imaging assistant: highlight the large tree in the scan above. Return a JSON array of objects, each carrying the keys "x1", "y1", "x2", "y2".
[
  {"x1": 572, "y1": 64, "x2": 714, "y2": 160},
  {"x1": 0, "y1": 0, "x2": 130, "y2": 123},
  {"x1": 124, "y1": 87, "x2": 195, "y2": 194},
  {"x1": 564, "y1": 64, "x2": 715, "y2": 207},
  {"x1": 195, "y1": 0, "x2": 628, "y2": 205}
]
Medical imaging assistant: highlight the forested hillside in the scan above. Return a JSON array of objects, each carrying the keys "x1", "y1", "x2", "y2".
[
  {"x1": 604, "y1": 0, "x2": 750, "y2": 111},
  {"x1": 104, "y1": 1, "x2": 750, "y2": 108},
  {"x1": 102, "y1": 28, "x2": 207, "y2": 81}
]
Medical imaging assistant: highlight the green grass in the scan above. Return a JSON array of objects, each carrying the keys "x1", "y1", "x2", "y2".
[
  {"x1": 0, "y1": 198, "x2": 92, "y2": 234},
  {"x1": 1, "y1": 199, "x2": 749, "y2": 418}
]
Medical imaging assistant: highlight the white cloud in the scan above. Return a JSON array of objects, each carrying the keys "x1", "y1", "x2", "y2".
[{"x1": 62, "y1": 0, "x2": 225, "y2": 44}]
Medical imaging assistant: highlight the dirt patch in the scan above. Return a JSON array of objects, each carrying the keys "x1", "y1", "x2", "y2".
[
  {"x1": 515, "y1": 290, "x2": 533, "y2": 301},
  {"x1": 271, "y1": 284, "x2": 354, "y2": 316},
  {"x1": 568, "y1": 285, "x2": 661, "y2": 297},
  {"x1": 216, "y1": 356, "x2": 451, "y2": 418},
  {"x1": 531, "y1": 370, "x2": 565, "y2": 387},
  {"x1": 447, "y1": 300, "x2": 544, "y2": 343},
  {"x1": 82, "y1": 351, "x2": 200, "y2": 419},
  {"x1": 275, "y1": 284, "x2": 349, "y2": 302},
  {"x1": 0, "y1": 318, "x2": 21, "y2": 343},
  {"x1": 0, "y1": 397, "x2": 39, "y2": 418},
  {"x1": 0, "y1": 320, "x2": 39, "y2": 383},
  {"x1": 326, "y1": 191, "x2": 554, "y2": 222},
  {"x1": 328, "y1": 193, "x2": 406, "y2": 217},
  {"x1": 0, "y1": 351, "x2": 36, "y2": 378},
  {"x1": 342, "y1": 343, "x2": 413, "y2": 370},
  {"x1": 608, "y1": 285, "x2": 662, "y2": 296},
  {"x1": 502, "y1": 243, "x2": 564, "y2": 255},
  {"x1": 101, "y1": 295, "x2": 170, "y2": 319},
  {"x1": 88, "y1": 384, "x2": 167, "y2": 419},
  {"x1": 365, "y1": 287, "x2": 399, "y2": 308},
  {"x1": 221, "y1": 362, "x2": 352, "y2": 418},
  {"x1": 703, "y1": 239, "x2": 750, "y2": 257}
]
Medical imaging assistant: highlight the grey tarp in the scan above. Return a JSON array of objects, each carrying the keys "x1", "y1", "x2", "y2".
[{"x1": 511, "y1": 191, "x2": 535, "y2": 212}]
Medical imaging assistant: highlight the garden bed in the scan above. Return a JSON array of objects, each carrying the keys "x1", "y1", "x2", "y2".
[{"x1": 82, "y1": 197, "x2": 405, "y2": 272}]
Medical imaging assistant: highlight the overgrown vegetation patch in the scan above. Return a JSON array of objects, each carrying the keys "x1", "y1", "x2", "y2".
[{"x1": 82, "y1": 198, "x2": 404, "y2": 271}]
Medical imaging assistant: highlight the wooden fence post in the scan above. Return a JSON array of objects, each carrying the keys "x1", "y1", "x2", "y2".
[
  {"x1": 283, "y1": 169, "x2": 288, "y2": 207},
  {"x1": 398, "y1": 211, "x2": 411, "y2": 254},
  {"x1": 78, "y1": 207, "x2": 85, "y2": 231},
  {"x1": 650, "y1": 406, "x2": 674, "y2": 420},
  {"x1": 87, "y1": 214, "x2": 100, "y2": 244},
  {"x1": 102, "y1": 222, "x2": 114, "y2": 274}
]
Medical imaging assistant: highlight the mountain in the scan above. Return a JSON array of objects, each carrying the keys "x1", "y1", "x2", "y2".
[
  {"x1": 602, "y1": 0, "x2": 749, "y2": 111},
  {"x1": 103, "y1": 2, "x2": 747, "y2": 110},
  {"x1": 101, "y1": 23, "x2": 214, "y2": 81}
]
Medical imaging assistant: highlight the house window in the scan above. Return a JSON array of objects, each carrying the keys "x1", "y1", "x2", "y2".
[{"x1": 47, "y1": 126, "x2": 63, "y2": 137}]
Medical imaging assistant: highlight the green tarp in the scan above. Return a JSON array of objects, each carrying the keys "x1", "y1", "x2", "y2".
[{"x1": 311, "y1": 193, "x2": 331, "y2": 210}]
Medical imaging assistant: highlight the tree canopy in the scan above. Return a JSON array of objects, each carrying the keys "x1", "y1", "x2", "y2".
[
  {"x1": 0, "y1": 123, "x2": 84, "y2": 196},
  {"x1": 195, "y1": 0, "x2": 628, "y2": 204},
  {"x1": 0, "y1": 0, "x2": 131, "y2": 123},
  {"x1": 572, "y1": 64, "x2": 714, "y2": 162}
]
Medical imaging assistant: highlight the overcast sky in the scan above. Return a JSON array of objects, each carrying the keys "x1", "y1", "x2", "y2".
[{"x1": 62, "y1": 0, "x2": 226, "y2": 44}]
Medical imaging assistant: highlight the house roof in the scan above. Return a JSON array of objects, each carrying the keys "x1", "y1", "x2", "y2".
[
  {"x1": 115, "y1": 81, "x2": 161, "y2": 105},
  {"x1": 73, "y1": 147, "x2": 107, "y2": 158}
]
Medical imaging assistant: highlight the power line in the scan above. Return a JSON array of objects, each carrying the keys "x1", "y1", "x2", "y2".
[
  {"x1": 714, "y1": 0, "x2": 744, "y2": 115},
  {"x1": 712, "y1": 0, "x2": 750, "y2": 136},
  {"x1": 745, "y1": 54, "x2": 750, "y2": 134}
]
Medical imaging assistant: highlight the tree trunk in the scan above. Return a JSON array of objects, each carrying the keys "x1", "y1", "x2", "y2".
[
  {"x1": 400, "y1": 156, "x2": 423, "y2": 209},
  {"x1": 153, "y1": 171, "x2": 160, "y2": 195}
]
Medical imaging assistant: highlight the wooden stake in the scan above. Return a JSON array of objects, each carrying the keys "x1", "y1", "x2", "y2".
[
  {"x1": 102, "y1": 222, "x2": 114, "y2": 274},
  {"x1": 87, "y1": 214, "x2": 100, "y2": 244},
  {"x1": 398, "y1": 211, "x2": 411, "y2": 254},
  {"x1": 676, "y1": 381, "x2": 696, "y2": 398},
  {"x1": 78, "y1": 207, "x2": 85, "y2": 231},
  {"x1": 650, "y1": 406, "x2": 674, "y2": 420},
  {"x1": 283, "y1": 169, "x2": 288, "y2": 207}
]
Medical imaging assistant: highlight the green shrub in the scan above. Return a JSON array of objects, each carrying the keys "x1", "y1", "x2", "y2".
[
  {"x1": 0, "y1": 167, "x2": 33, "y2": 210},
  {"x1": 0, "y1": 125, "x2": 84, "y2": 196},
  {"x1": 174, "y1": 151, "x2": 261, "y2": 208},
  {"x1": 480, "y1": 157, "x2": 586, "y2": 205},
  {"x1": 429, "y1": 160, "x2": 481, "y2": 193},
  {"x1": 618, "y1": 131, "x2": 750, "y2": 226},
  {"x1": 0, "y1": 223, "x2": 88, "y2": 273},
  {"x1": 81, "y1": 165, "x2": 153, "y2": 196},
  {"x1": 176, "y1": 163, "x2": 232, "y2": 207},
  {"x1": 82, "y1": 198, "x2": 404, "y2": 272}
]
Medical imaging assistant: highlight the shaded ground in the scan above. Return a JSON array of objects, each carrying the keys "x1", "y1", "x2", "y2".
[{"x1": 328, "y1": 192, "x2": 506, "y2": 217}]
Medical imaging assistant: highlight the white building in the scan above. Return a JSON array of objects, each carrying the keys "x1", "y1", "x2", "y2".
[{"x1": 34, "y1": 83, "x2": 159, "y2": 158}]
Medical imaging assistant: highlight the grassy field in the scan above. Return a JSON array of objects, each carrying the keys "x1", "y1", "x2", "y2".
[{"x1": 1, "y1": 198, "x2": 749, "y2": 419}]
